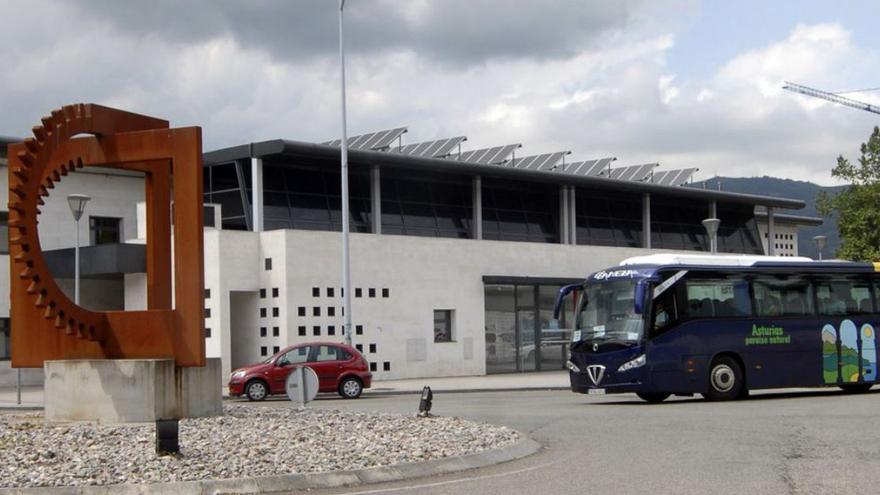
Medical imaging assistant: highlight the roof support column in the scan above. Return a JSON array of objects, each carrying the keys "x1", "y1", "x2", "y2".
[
  {"x1": 370, "y1": 164, "x2": 381, "y2": 234},
  {"x1": 472, "y1": 176, "x2": 482, "y2": 240},
  {"x1": 251, "y1": 157, "x2": 264, "y2": 232},
  {"x1": 235, "y1": 159, "x2": 252, "y2": 231},
  {"x1": 767, "y1": 206, "x2": 776, "y2": 256},
  {"x1": 642, "y1": 192, "x2": 651, "y2": 249},
  {"x1": 708, "y1": 200, "x2": 717, "y2": 252},
  {"x1": 559, "y1": 185, "x2": 570, "y2": 244},
  {"x1": 568, "y1": 185, "x2": 577, "y2": 245}
]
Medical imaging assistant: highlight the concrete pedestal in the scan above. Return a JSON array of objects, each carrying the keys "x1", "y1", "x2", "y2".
[{"x1": 44, "y1": 358, "x2": 222, "y2": 422}]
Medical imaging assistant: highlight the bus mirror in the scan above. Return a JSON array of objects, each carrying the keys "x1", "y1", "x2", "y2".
[
  {"x1": 634, "y1": 282, "x2": 647, "y2": 314},
  {"x1": 553, "y1": 284, "x2": 581, "y2": 320}
]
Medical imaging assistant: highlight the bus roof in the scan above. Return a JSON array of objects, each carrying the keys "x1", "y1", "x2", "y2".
[{"x1": 618, "y1": 253, "x2": 878, "y2": 273}]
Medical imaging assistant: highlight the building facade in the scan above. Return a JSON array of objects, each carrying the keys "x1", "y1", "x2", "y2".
[{"x1": 1, "y1": 134, "x2": 821, "y2": 384}]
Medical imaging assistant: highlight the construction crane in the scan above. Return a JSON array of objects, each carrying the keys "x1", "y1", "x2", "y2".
[{"x1": 782, "y1": 81, "x2": 880, "y2": 115}]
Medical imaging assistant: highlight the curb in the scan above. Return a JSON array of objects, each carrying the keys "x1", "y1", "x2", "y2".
[
  {"x1": 365, "y1": 386, "x2": 570, "y2": 396},
  {"x1": 0, "y1": 436, "x2": 542, "y2": 494}
]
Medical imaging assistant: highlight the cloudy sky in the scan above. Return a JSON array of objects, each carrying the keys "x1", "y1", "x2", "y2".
[{"x1": 2, "y1": 0, "x2": 879, "y2": 185}]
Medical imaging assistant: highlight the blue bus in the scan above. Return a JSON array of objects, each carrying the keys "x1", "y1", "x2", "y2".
[{"x1": 556, "y1": 254, "x2": 879, "y2": 402}]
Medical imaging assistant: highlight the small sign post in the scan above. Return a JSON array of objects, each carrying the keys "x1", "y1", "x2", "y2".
[{"x1": 286, "y1": 366, "x2": 319, "y2": 406}]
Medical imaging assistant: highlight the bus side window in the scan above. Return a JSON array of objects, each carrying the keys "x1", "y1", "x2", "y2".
[
  {"x1": 685, "y1": 278, "x2": 751, "y2": 318},
  {"x1": 817, "y1": 277, "x2": 872, "y2": 316},
  {"x1": 652, "y1": 288, "x2": 678, "y2": 337},
  {"x1": 753, "y1": 275, "x2": 813, "y2": 317}
]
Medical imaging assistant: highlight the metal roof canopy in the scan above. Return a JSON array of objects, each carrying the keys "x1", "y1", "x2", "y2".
[
  {"x1": 202, "y1": 139, "x2": 806, "y2": 210},
  {"x1": 394, "y1": 136, "x2": 466, "y2": 158},
  {"x1": 323, "y1": 127, "x2": 408, "y2": 151},
  {"x1": 455, "y1": 144, "x2": 522, "y2": 165},
  {"x1": 652, "y1": 168, "x2": 698, "y2": 186},
  {"x1": 512, "y1": 151, "x2": 571, "y2": 170}
]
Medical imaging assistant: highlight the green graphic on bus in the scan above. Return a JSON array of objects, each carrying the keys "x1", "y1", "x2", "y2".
[
  {"x1": 840, "y1": 320, "x2": 860, "y2": 383},
  {"x1": 821, "y1": 324, "x2": 838, "y2": 384}
]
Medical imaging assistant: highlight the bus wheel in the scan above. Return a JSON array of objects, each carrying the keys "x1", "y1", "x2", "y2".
[
  {"x1": 704, "y1": 356, "x2": 743, "y2": 401},
  {"x1": 636, "y1": 392, "x2": 670, "y2": 403},
  {"x1": 839, "y1": 383, "x2": 873, "y2": 394}
]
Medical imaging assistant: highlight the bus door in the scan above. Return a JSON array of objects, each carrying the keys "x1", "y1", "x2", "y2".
[
  {"x1": 814, "y1": 276, "x2": 877, "y2": 385},
  {"x1": 646, "y1": 272, "x2": 690, "y2": 392},
  {"x1": 749, "y1": 275, "x2": 815, "y2": 388}
]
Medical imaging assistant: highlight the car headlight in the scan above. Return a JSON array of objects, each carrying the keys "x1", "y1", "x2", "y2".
[
  {"x1": 231, "y1": 370, "x2": 245, "y2": 380},
  {"x1": 566, "y1": 360, "x2": 581, "y2": 372},
  {"x1": 617, "y1": 354, "x2": 646, "y2": 373}
]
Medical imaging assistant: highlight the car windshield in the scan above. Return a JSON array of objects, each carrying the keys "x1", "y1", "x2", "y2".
[{"x1": 573, "y1": 279, "x2": 644, "y2": 343}]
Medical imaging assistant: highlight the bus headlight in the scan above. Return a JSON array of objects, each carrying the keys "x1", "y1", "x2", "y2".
[
  {"x1": 566, "y1": 360, "x2": 581, "y2": 372},
  {"x1": 617, "y1": 354, "x2": 645, "y2": 373}
]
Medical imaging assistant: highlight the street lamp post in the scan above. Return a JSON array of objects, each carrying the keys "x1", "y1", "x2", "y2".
[
  {"x1": 67, "y1": 194, "x2": 90, "y2": 305},
  {"x1": 702, "y1": 218, "x2": 721, "y2": 254},
  {"x1": 338, "y1": 0, "x2": 353, "y2": 345},
  {"x1": 813, "y1": 235, "x2": 827, "y2": 261}
]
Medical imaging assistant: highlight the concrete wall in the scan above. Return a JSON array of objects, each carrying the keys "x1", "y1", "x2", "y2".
[
  {"x1": 195, "y1": 229, "x2": 684, "y2": 381},
  {"x1": 756, "y1": 220, "x2": 800, "y2": 257}
]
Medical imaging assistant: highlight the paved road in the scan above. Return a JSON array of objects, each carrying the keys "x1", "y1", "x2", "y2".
[{"x1": 236, "y1": 387, "x2": 880, "y2": 495}]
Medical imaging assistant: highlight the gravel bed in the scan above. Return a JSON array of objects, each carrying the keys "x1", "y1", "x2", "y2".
[{"x1": 0, "y1": 405, "x2": 518, "y2": 489}]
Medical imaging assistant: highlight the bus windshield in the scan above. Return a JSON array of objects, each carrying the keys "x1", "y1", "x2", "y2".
[{"x1": 573, "y1": 279, "x2": 644, "y2": 344}]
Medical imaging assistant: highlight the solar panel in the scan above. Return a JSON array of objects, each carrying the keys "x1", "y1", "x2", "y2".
[
  {"x1": 455, "y1": 144, "x2": 521, "y2": 165},
  {"x1": 652, "y1": 168, "x2": 697, "y2": 186},
  {"x1": 556, "y1": 157, "x2": 615, "y2": 176},
  {"x1": 323, "y1": 127, "x2": 408, "y2": 151},
  {"x1": 512, "y1": 151, "x2": 570, "y2": 170},
  {"x1": 608, "y1": 163, "x2": 657, "y2": 181},
  {"x1": 394, "y1": 136, "x2": 466, "y2": 158}
]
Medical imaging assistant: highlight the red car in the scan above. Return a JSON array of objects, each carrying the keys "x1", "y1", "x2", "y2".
[{"x1": 228, "y1": 342, "x2": 372, "y2": 400}]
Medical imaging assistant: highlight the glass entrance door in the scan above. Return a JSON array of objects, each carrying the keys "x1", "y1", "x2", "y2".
[{"x1": 485, "y1": 285, "x2": 517, "y2": 374}]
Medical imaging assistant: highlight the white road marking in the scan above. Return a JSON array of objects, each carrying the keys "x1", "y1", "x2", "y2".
[{"x1": 337, "y1": 460, "x2": 560, "y2": 495}]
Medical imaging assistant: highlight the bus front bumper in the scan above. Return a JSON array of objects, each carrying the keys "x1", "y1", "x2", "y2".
[{"x1": 570, "y1": 371, "x2": 644, "y2": 394}]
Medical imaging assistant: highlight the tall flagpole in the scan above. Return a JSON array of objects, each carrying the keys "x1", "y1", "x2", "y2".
[{"x1": 339, "y1": 0, "x2": 353, "y2": 345}]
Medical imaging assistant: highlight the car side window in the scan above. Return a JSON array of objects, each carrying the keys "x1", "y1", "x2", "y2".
[
  {"x1": 281, "y1": 346, "x2": 310, "y2": 366},
  {"x1": 313, "y1": 345, "x2": 337, "y2": 362},
  {"x1": 337, "y1": 348, "x2": 352, "y2": 361}
]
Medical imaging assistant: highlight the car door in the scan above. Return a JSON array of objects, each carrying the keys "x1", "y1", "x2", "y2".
[
  {"x1": 270, "y1": 346, "x2": 310, "y2": 393},
  {"x1": 309, "y1": 345, "x2": 343, "y2": 392}
]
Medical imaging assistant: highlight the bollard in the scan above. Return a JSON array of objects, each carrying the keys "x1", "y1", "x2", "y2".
[
  {"x1": 16, "y1": 369, "x2": 21, "y2": 405},
  {"x1": 155, "y1": 419, "x2": 180, "y2": 456}
]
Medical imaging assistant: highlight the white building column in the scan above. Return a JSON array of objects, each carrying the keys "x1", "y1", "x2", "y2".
[
  {"x1": 568, "y1": 185, "x2": 577, "y2": 245},
  {"x1": 472, "y1": 176, "x2": 482, "y2": 240},
  {"x1": 559, "y1": 185, "x2": 570, "y2": 244},
  {"x1": 370, "y1": 165, "x2": 381, "y2": 234},
  {"x1": 642, "y1": 192, "x2": 651, "y2": 249},
  {"x1": 250, "y1": 157, "x2": 263, "y2": 232},
  {"x1": 767, "y1": 206, "x2": 776, "y2": 256}
]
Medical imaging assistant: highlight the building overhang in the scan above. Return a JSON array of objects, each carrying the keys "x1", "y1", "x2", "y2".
[
  {"x1": 43, "y1": 243, "x2": 146, "y2": 278},
  {"x1": 204, "y1": 139, "x2": 807, "y2": 211}
]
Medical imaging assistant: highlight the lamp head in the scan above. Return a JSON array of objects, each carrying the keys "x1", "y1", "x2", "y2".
[
  {"x1": 67, "y1": 194, "x2": 91, "y2": 221},
  {"x1": 701, "y1": 218, "x2": 721, "y2": 237},
  {"x1": 812, "y1": 235, "x2": 827, "y2": 251}
]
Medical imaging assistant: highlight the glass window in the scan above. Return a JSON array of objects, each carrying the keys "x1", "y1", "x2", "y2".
[
  {"x1": 0, "y1": 318, "x2": 10, "y2": 360},
  {"x1": 0, "y1": 212, "x2": 8, "y2": 255},
  {"x1": 89, "y1": 217, "x2": 121, "y2": 245},
  {"x1": 816, "y1": 278, "x2": 872, "y2": 316},
  {"x1": 280, "y1": 346, "x2": 310, "y2": 365},
  {"x1": 753, "y1": 275, "x2": 813, "y2": 317},
  {"x1": 482, "y1": 178, "x2": 558, "y2": 243},
  {"x1": 434, "y1": 309, "x2": 453, "y2": 342},
  {"x1": 210, "y1": 163, "x2": 240, "y2": 191},
  {"x1": 313, "y1": 345, "x2": 338, "y2": 362},
  {"x1": 337, "y1": 348, "x2": 352, "y2": 361},
  {"x1": 685, "y1": 278, "x2": 752, "y2": 318}
]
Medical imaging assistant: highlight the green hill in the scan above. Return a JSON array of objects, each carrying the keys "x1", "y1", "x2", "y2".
[{"x1": 691, "y1": 176, "x2": 846, "y2": 259}]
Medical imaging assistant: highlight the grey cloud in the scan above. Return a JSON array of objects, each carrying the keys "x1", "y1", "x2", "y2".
[{"x1": 67, "y1": 0, "x2": 647, "y2": 65}]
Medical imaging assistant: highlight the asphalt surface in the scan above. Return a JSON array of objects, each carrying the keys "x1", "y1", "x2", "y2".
[{"x1": 234, "y1": 387, "x2": 880, "y2": 495}]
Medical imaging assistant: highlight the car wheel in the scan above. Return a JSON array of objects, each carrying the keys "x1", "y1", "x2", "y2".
[
  {"x1": 636, "y1": 392, "x2": 670, "y2": 403},
  {"x1": 703, "y1": 356, "x2": 743, "y2": 401},
  {"x1": 339, "y1": 377, "x2": 363, "y2": 399},
  {"x1": 839, "y1": 383, "x2": 873, "y2": 393},
  {"x1": 245, "y1": 379, "x2": 269, "y2": 401}
]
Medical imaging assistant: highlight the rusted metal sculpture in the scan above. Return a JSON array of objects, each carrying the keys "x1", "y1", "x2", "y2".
[{"x1": 7, "y1": 104, "x2": 205, "y2": 367}]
